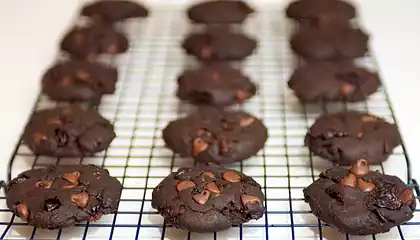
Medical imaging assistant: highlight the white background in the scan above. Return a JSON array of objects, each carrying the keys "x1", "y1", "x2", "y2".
[{"x1": 0, "y1": 0, "x2": 419, "y2": 181}]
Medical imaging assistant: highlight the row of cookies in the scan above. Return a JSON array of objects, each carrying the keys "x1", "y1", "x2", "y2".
[
  {"x1": 152, "y1": 1, "x2": 269, "y2": 233},
  {"x1": 286, "y1": 0, "x2": 416, "y2": 236},
  {"x1": 6, "y1": 1, "x2": 149, "y2": 230}
]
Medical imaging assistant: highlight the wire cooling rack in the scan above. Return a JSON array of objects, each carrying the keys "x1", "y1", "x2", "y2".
[{"x1": 0, "y1": 2, "x2": 419, "y2": 240}]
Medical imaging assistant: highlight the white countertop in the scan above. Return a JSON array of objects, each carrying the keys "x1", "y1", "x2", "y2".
[{"x1": 0, "y1": 0, "x2": 420, "y2": 181}]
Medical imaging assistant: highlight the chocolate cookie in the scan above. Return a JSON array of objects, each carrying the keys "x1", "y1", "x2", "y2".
[
  {"x1": 81, "y1": 0, "x2": 149, "y2": 23},
  {"x1": 177, "y1": 63, "x2": 257, "y2": 106},
  {"x1": 187, "y1": 0, "x2": 254, "y2": 24},
  {"x1": 7, "y1": 165, "x2": 122, "y2": 229},
  {"x1": 61, "y1": 25, "x2": 128, "y2": 59},
  {"x1": 152, "y1": 165, "x2": 265, "y2": 232},
  {"x1": 182, "y1": 27, "x2": 257, "y2": 61},
  {"x1": 22, "y1": 106, "x2": 116, "y2": 157},
  {"x1": 303, "y1": 159, "x2": 415, "y2": 235},
  {"x1": 288, "y1": 61, "x2": 380, "y2": 102},
  {"x1": 286, "y1": 0, "x2": 356, "y2": 24},
  {"x1": 290, "y1": 25, "x2": 369, "y2": 60},
  {"x1": 305, "y1": 111, "x2": 401, "y2": 165},
  {"x1": 162, "y1": 108, "x2": 268, "y2": 165},
  {"x1": 42, "y1": 60, "x2": 118, "y2": 104}
]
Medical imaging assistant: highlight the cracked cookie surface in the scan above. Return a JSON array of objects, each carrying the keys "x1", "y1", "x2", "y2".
[
  {"x1": 305, "y1": 111, "x2": 400, "y2": 165},
  {"x1": 81, "y1": 0, "x2": 149, "y2": 23},
  {"x1": 7, "y1": 165, "x2": 122, "y2": 229},
  {"x1": 23, "y1": 106, "x2": 116, "y2": 157},
  {"x1": 162, "y1": 108, "x2": 268, "y2": 164},
  {"x1": 187, "y1": 0, "x2": 254, "y2": 24},
  {"x1": 42, "y1": 60, "x2": 118, "y2": 104},
  {"x1": 303, "y1": 159, "x2": 415, "y2": 235},
  {"x1": 61, "y1": 25, "x2": 128, "y2": 60},
  {"x1": 177, "y1": 63, "x2": 257, "y2": 106},
  {"x1": 288, "y1": 61, "x2": 380, "y2": 102},
  {"x1": 182, "y1": 27, "x2": 257, "y2": 61},
  {"x1": 152, "y1": 165, "x2": 265, "y2": 232}
]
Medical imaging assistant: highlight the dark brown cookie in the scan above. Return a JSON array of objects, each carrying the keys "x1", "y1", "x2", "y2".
[
  {"x1": 81, "y1": 0, "x2": 149, "y2": 23},
  {"x1": 305, "y1": 111, "x2": 401, "y2": 165},
  {"x1": 152, "y1": 165, "x2": 265, "y2": 232},
  {"x1": 61, "y1": 25, "x2": 128, "y2": 59},
  {"x1": 42, "y1": 60, "x2": 118, "y2": 104},
  {"x1": 288, "y1": 61, "x2": 380, "y2": 102},
  {"x1": 290, "y1": 25, "x2": 369, "y2": 60},
  {"x1": 286, "y1": 0, "x2": 356, "y2": 24},
  {"x1": 162, "y1": 108, "x2": 268, "y2": 165},
  {"x1": 7, "y1": 165, "x2": 122, "y2": 229},
  {"x1": 177, "y1": 63, "x2": 257, "y2": 106},
  {"x1": 182, "y1": 27, "x2": 257, "y2": 61},
  {"x1": 187, "y1": 0, "x2": 254, "y2": 24},
  {"x1": 22, "y1": 106, "x2": 116, "y2": 157},
  {"x1": 304, "y1": 159, "x2": 415, "y2": 235}
]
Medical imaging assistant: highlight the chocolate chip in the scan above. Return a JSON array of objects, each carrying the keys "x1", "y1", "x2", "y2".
[
  {"x1": 205, "y1": 182, "x2": 221, "y2": 194},
  {"x1": 340, "y1": 83, "x2": 355, "y2": 95},
  {"x1": 357, "y1": 178, "x2": 375, "y2": 192},
  {"x1": 33, "y1": 133, "x2": 47, "y2": 146},
  {"x1": 350, "y1": 159, "x2": 370, "y2": 176},
  {"x1": 239, "y1": 117, "x2": 255, "y2": 127},
  {"x1": 54, "y1": 129, "x2": 69, "y2": 147},
  {"x1": 47, "y1": 119, "x2": 62, "y2": 125},
  {"x1": 76, "y1": 70, "x2": 90, "y2": 81},
  {"x1": 43, "y1": 198, "x2": 61, "y2": 212},
  {"x1": 399, "y1": 188, "x2": 414, "y2": 204},
  {"x1": 193, "y1": 138, "x2": 209, "y2": 156},
  {"x1": 71, "y1": 192, "x2": 89, "y2": 208},
  {"x1": 192, "y1": 190, "x2": 211, "y2": 205},
  {"x1": 62, "y1": 171, "x2": 81, "y2": 185},
  {"x1": 16, "y1": 203, "x2": 29, "y2": 221},
  {"x1": 63, "y1": 185, "x2": 76, "y2": 189},
  {"x1": 61, "y1": 76, "x2": 72, "y2": 87},
  {"x1": 176, "y1": 180, "x2": 196, "y2": 192},
  {"x1": 201, "y1": 172, "x2": 215, "y2": 179},
  {"x1": 236, "y1": 90, "x2": 249, "y2": 102},
  {"x1": 218, "y1": 139, "x2": 228, "y2": 154},
  {"x1": 361, "y1": 115, "x2": 377, "y2": 122},
  {"x1": 223, "y1": 171, "x2": 241, "y2": 182},
  {"x1": 241, "y1": 195, "x2": 261, "y2": 208},
  {"x1": 107, "y1": 44, "x2": 118, "y2": 53},
  {"x1": 357, "y1": 132, "x2": 364, "y2": 138},
  {"x1": 35, "y1": 180, "x2": 53, "y2": 189},
  {"x1": 201, "y1": 45, "x2": 211, "y2": 58},
  {"x1": 339, "y1": 173, "x2": 357, "y2": 187}
]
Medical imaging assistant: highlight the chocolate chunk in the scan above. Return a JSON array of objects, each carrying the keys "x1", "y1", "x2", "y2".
[
  {"x1": 223, "y1": 171, "x2": 241, "y2": 183},
  {"x1": 176, "y1": 180, "x2": 196, "y2": 192}
]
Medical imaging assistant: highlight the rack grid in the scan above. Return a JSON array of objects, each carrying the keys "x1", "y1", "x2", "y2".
[{"x1": 0, "y1": 3, "x2": 419, "y2": 240}]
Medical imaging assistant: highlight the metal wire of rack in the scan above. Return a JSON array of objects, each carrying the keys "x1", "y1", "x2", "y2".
[{"x1": 0, "y1": 3, "x2": 419, "y2": 240}]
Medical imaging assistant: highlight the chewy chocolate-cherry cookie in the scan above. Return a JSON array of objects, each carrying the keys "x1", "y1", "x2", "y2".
[
  {"x1": 81, "y1": 0, "x2": 149, "y2": 23},
  {"x1": 22, "y1": 106, "x2": 115, "y2": 157},
  {"x1": 42, "y1": 60, "x2": 118, "y2": 104},
  {"x1": 7, "y1": 165, "x2": 122, "y2": 229},
  {"x1": 162, "y1": 108, "x2": 268, "y2": 165},
  {"x1": 177, "y1": 63, "x2": 257, "y2": 106},
  {"x1": 305, "y1": 111, "x2": 401, "y2": 165},
  {"x1": 187, "y1": 0, "x2": 254, "y2": 24},
  {"x1": 304, "y1": 159, "x2": 415, "y2": 235},
  {"x1": 152, "y1": 165, "x2": 265, "y2": 232}
]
